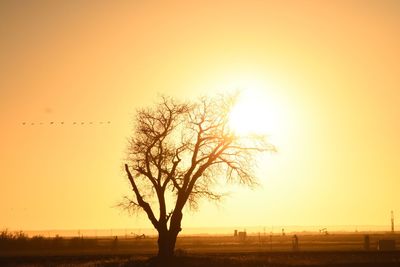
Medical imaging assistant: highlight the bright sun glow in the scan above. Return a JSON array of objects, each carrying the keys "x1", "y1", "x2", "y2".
[{"x1": 228, "y1": 89, "x2": 283, "y2": 137}]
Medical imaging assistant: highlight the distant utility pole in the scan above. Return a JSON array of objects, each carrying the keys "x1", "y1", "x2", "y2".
[
  {"x1": 263, "y1": 227, "x2": 266, "y2": 244},
  {"x1": 391, "y1": 210, "x2": 394, "y2": 233}
]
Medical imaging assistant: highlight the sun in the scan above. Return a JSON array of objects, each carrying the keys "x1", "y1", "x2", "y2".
[{"x1": 228, "y1": 89, "x2": 281, "y2": 136}]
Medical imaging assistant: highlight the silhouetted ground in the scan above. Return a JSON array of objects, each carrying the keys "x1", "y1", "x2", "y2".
[
  {"x1": 2, "y1": 251, "x2": 400, "y2": 267},
  {"x1": 2, "y1": 233, "x2": 400, "y2": 266}
]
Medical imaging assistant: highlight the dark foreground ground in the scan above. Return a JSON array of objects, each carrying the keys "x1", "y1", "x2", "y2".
[
  {"x1": 2, "y1": 233, "x2": 400, "y2": 266},
  {"x1": 2, "y1": 251, "x2": 400, "y2": 267}
]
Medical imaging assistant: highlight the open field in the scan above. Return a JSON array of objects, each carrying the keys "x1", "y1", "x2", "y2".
[
  {"x1": 2, "y1": 233, "x2": 400, "y2": 266},
  {"x1": 2, "y1": 251, "x2": 400, "y2": 267}
]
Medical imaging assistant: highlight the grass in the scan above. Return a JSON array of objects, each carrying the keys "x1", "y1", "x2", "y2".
[
  {"x1": 2, "y1": 252, "x2": 400, "y2": 267},
  {"x1": 1, "y1": 232, "x2": 400, "y2": 266}
]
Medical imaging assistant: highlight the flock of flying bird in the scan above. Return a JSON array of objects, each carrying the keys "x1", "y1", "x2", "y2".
[{"x1": 21, "y1": 121, "x2": 111, "y2": 126}]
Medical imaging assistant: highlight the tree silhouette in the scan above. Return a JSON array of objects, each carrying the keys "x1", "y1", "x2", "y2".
[{"x1": 122, "y1": 94, "x2": 275, "y2": 258}]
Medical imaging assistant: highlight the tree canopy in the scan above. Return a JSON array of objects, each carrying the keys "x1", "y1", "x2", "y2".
[{"x1": 122, "y1": 94, "x2": 275, "y2": 257}]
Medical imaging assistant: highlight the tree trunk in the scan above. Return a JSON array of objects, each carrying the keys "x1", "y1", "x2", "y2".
[
  {"x1": 157, "y1": 209, "x2": 183, "y2": 258},
  {"x1": 157, "y1": 229, "x2": 179, "y2": 258}
]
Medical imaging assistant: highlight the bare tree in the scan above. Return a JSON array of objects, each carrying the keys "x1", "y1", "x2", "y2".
[{"x1": 122, "y1": 94, "x2": 275, "y2": 258}]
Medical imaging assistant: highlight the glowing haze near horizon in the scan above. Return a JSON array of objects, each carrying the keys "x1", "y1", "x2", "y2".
[{"x1": 1, "y1": 0, "x2": 400, "y2": 231}]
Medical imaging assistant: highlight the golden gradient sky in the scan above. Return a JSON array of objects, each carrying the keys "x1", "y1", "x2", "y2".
[{"x1": 1, "y1": 0, "x2": 400, "y2": 231}]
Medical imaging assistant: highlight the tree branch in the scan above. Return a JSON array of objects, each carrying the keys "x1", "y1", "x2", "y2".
[{"x1": 125, "y1": 164, "x2": 159, "y2": 229}]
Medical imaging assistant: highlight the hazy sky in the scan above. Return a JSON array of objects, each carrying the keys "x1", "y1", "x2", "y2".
[{"x1": 1, "y1": 0, "x2": 400, "y2": 231}]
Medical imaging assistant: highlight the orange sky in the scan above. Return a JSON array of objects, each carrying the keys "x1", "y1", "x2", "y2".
[{"x1": 1, "y1": 0, "x2": 400, "y2": 232}]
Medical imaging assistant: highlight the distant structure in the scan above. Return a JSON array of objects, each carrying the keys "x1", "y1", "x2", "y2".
[
  {"x1": 391, "y1": 210, "x2": 395, "y2": 233},
  {"x1": 135, "y1": 234, "x2": 146, "y2": 240},
  {"x1": 292, "y1": 235, "x2": 299, "y2": 251},
  {"x1": 364, "y1": 235, "x2": 370, "y2": 250},
  {"x1": 281, "y1": 228, "x2": 285, "y2": 236},
  {"x1": 238, "y1": 231, "x2": 247, "y2": 242},
  {"x1": 234, "y1": 229, "x2": 238, "y2": 237},
  {"x1": 319, "y1": 228, "x2": 328, "y2": 235}
]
